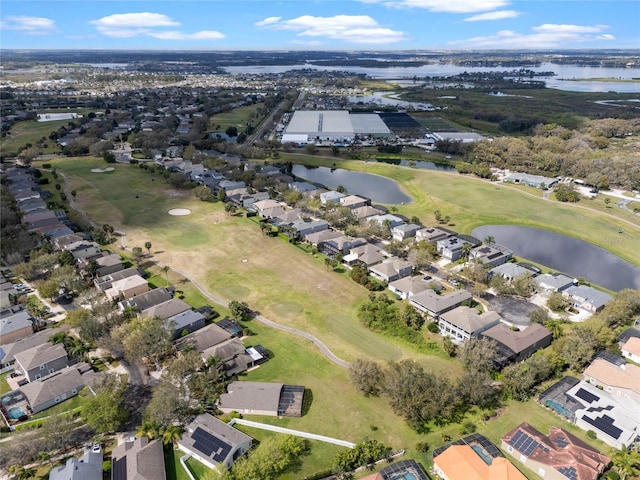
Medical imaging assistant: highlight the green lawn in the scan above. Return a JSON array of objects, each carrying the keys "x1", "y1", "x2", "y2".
[
  {"x1": 209, "y1": 104, "x2": 264, "y2": 131},
  {"x1": 0, "y1": 119, "x2": 66, "y2": 157},
  {"x1": 165, "y1": 447, "x2": 192, "y2": 480},
  {"x1": 185, "y1": 456, "x2": 214, "y2": 479},
  {"x1": 0, "y1": 372, "x2": 11, "y2": 396}
]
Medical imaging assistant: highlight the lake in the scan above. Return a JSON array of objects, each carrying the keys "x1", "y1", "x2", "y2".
[
  {"x1": 375, "y1": 158, "x2": 456, "y2": 171},
  {"x1": 471, "y1": 225, "x2": 640, "y2": 292},
  {"x1": 223, "y1": 62, "x2": 640, "y2": 93},
  {"x1": 291, "y1": 165, "x2": 411, "y2": 205}
]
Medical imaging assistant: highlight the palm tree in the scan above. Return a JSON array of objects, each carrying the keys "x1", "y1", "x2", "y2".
[
  {"x1": 68, "y1": 338, "x2": 92, "y2": 362},
  {"x1": 545, "y1": 319, "x2": 564, "y2": 340},
  {"x1": 161, "y1": 265, "x2": 170, "y2": 287},
  {"x1": 144, "y1": 241, "x2": 152, "y2": 255},
  {"x1": 162, "y1": 425, "x2": 184, "y2": 446},
  {"x1": 122, "y1": 305, "x2": 139, "y2": 320},
  {"x1": 461, "y1": 242, "x2": 473, "y2": 259},
  {"x1": 49, "y1": 332, "x2": 73, "y2": 348},
  {"x1": 483, "y1": 235, "x2": 495, "y2": 245},
  {"x1": 612, "y1": 449, "x2": 640, "y2": 480},
  {"x1": 38, "y1": 451, "x2": 52, "y2": 465},
  {"x1": 136, "y1": 420, "x2": 162, "y2": 440},
  {"x1": 18, "y1": 467, "x2": 37, "y2": 480}
]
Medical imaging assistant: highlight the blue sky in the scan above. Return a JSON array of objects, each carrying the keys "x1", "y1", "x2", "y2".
[{"x1": 1, "y1": 1, "x2": 638, "y2": 50}]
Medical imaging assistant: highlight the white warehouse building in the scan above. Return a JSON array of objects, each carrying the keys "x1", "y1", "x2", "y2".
[{"x1": 282, "y1": 110, "x2": 392, "y2": 144}]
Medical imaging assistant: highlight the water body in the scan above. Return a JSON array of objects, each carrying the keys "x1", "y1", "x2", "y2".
[
  {"x1": 375, "y1": 158, "x2": 456, "y2": 171},
  {"x1": 291, "y1": 165, "x2": 411, "y2": 205},
  {"x1": 224, "y1": 63, "x2": 640, "y2": 93},
  {"x1": 471, "y1": 225, "x2": 640, "y2": 292},
  {"x1": 347, "y1": 91, "x2": 434, "y2": 109}
]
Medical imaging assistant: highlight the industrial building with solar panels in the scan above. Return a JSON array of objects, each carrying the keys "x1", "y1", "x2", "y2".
[{"x1": 281, "y1": 110, "x2": 393, "y2": 144}]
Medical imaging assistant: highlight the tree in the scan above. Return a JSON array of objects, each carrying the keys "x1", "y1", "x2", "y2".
[
  {"x1": 442, "y1": 336, "x2": 457, "y2": 357},
  {"x1": 82, "y1": 374, "x2": 128, "y2": 434},
  {"x1": 604, "y1": 197, "x2": 611, "y2": 206},
  {"x1": 612, "y1": 449, "x2": 640, "y2": 480},
  {"x1": 228, "y1": 300, "x2": 251, "y2": 321},
  {"x1": 461, "y1": 242, "x2": 472, "y2": 259},
  {"x1": 349, "y1": 359, "x2": 384, "y2": 397},
  {"x1": 324, "y1": 257, "x2": 338, "y2": 271},
  {"x1": 483, "y1": 235, "x2": 495, "y2": 245},
  {"x1": 458, "y1": 338, "x2": 497, "y2": 373},
  {"x1": 111, "y1": 316, "x2": 172, "y2": 367},
  {"x1": 161, "y1": 265, "x2": 170, "y2": 287},
  {"x1": 162, "y1": 425, "x2": 184, "y2": 446},
  {"x1": 528, "y1": 307, "x2": 549, "y2": 324},
  {"x1": 38, "y1": 278, "x2": 59, "y2": 301},
  {"x1": 144, "y1": 242, "x2": 152, "y2": 255},
  {"x1": 193, "y1": 185, "x2": 214, "y2": 201},
  {"x1": 225, "y1": 203, "x2": 237, "y2": 216},
  {"x1": 131, "y1": 246, "x2": 144, "y2": 265},
  {"x1": 502, "y1": 354, "x2": 553, "y2": 401},
  {"x1": 547, "y1": 292, "x2": 569, "y2": 312},
  {"x1": 225, "y1": 126, "x2": 238, "y2": 137}
]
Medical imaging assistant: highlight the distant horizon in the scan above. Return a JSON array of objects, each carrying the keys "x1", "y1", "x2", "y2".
[
  {"x1": 1, "y1": 1, "x2": 638, "y2": 50},
  {"x1": 2, "y1": 48, "x2": 640, "y2": 53}
]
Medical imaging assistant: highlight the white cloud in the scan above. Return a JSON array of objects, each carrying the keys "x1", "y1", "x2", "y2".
[
  {"x1": 0, "y1": 15, "x2": 57, "y2": 35},
  {"x1": 359, "y1": 0, "x2": 510, "y2": 13},
  {"x1": 449, "y1": 24, "x2": 614, "y2": 49},
  {"x1": 255, "y1": 14, "x2": 406, "y2": 44},
  {"x1": 532, "y1": 23, "x2": 609, "y2": 34},
  {"x1": 89, "y1": 12, "x2": 224, "y2": 41},
  {"x1": 464, "y1": 10, "x2": 522, "y2": 22},
  {"x1": 254, "y1": 17, "x2": 281, "y2": 27}
]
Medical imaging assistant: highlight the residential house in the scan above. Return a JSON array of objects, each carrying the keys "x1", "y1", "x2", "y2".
[
  {"x1": 111, "y1": 437, "x2": 166, "y2": 480},
  {"x1": 215, "y1": 318, "x2": 244, "y2": 338},
  {"x1": 563, "y1": 380, "x2": 640, "y2": 449},
  {"x1": 271, "y1": 208, "x2": 304, "y2": 225},
  {"x1": 22, "y1": 210, "x2": 58, "y2": 227},
  {"x1": 351, "y1": 205, "x2": 384, "y2": 220},
  {"x1": 289, "y1": 219, "x2": 329, "y2": 239},
  {"x1": 535, "y1": 273, "x2": 575, "y2": 292},
  {"x1": 217, "y1": 179, "x2": 246, "y2": 192},
  {"x1": 14, "y1": 342, "x2": 69, "y2": 382},
  {"x1": 0, "y1": 308, "x2": 34, "y2": 344},
  {"x1": 288, "y1": 181, "x2": 317, "y2": 193},
  {"x1": 104, "y1": 275, "x2": 149, "y2": 301},
  {"x1": 437, "y1": 237, "x2": 472, "y2": 262},
  {"x1": 217, "y1": 381, "x2": 305, "y2": 417},
  {"x1": 21, "y1": 363, "x2": 95, "y2": 414},
  {"x1": 0, "y1": 328, "x2": 63, "y2": 368},
  {"x1": 78, "y1": 253, "x2": 124, "y2": 277},
  {"x1": 502, "y1": 423, "x2": 609, "y2": 480},
  {"x1": 64, "y1": 240, "x2": 102, "y2": 260},
  {"x1": 251, "y1": 199, "x2": 282, "y2": 216},
  {"x1": 562, "y1": 285, "x2": 612, "y2": 313},
  {"x1": 95, "y1": 267, "x2": 144, "y2": 292},
  {"x1": 343, "y1": 244, "x2": 386, "y2": 267},
  {"x1": 321, "y1": 235, "x2": 367, "y2": 256},
  {"x1": 320, "y1": 190, "x2": 346, "y2": 206},
  {"x1": 410, "y1": 289, "x2": 473, "y2": 318},
  {"x1": 469, "y1": 244, "x2": 513, "y2": 268},
  {"x1": 433, "y1": 444, "x2": 527, "y2": 480},
  {"x1": 175, "y1": 322, "x2": 232, "y2": 354},
  {"x1": 368, "y1": 258, "x2": 413, "y2": 283},
  {"x1": 339, "y1": 195, "x2": 370, "y2": 209},
  {"x1": 178, "y1": 414, "x2": 253, "y2": 470},
  {"x1": 583, "y1": 357, "x2": 640, "y2": 405},
  {"x1": 141, "y1": 298, "x2": 191, "y2": 321},
  {"x1": 166, "y1": 310, "x2": 206, "y2": 339},
  {"x1": 489, "y1": 263, "x2": 532, "y2": 282},
  {"x1": 17, "y1": 198, "x2": 47, "y2": 214},
  {"x1": 367, "y1": 214, "x2": 404, "y2": 229},
  {"x1": 51, "y1": 232, "x2": 88, "y2": 250},
  {"x1": 388, "y1": 276, "x2": 432, "y2": 300},
  {"x1": 416, "y1": 226, "x2": 451, "y2": 243},
  {"x1": 391, "y1": 224, "x2": 421, "y2": 242},
  {"x1": 304, "y1": 229, "x2": 342, "y2": 248},
  {"x1": 438, "y1": 306, "x2": 501, "y2": 344},
  {"x1": 49, "y1": 448, "x2": 103, "y2": 480},
  {"x1": 481, "y1": 323, "x2": 552, "y2": 365},
  {"x1": 621, "y1": 337, "x2": 640, "y2": 363},
  {"x1": 203, "y1": 338, "x2": 268, "y2": 377},
  {"x1": 119, "y1": 288, "x2": 173, "y2": 313}
]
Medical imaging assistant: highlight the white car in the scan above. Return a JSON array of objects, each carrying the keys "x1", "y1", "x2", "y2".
[{"x1": 92, "y1": 442, "x2": 101, "y2": 453}]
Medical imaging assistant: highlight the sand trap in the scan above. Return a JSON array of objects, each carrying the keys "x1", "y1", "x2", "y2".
[
  {"x1": 168, "y1": 208, "x2": 191, "y2": 216},
  {"x1": 90, "y1": 167, "x2": 115, "y2": 173}
]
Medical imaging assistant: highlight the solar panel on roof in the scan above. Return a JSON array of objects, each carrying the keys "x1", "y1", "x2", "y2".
[
  {"x1": 192, "y1": 427, "x2": 232, "y2": 463},
  {"x1": 558, "y1": 466, "x2": 578, "y2": 480},
  {"x1": 574, "y1": 388, "x2": 599, "y2": 403},
  {"x1": 581, "y1": 414, "x2": 624, "y2": 440},
  {"x1": 509, "y1": 430, "x2": 549, "y2": 456}
]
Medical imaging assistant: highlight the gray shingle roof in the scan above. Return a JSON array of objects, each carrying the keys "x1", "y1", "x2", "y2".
[{"x1": 218, "y1": 381, "x2": 283, "y2": 413}]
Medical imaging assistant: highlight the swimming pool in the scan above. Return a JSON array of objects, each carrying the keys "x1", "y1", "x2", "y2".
[
  {"x1": 390, "y1": 473, "x2": 417, "y2": 480},
  {"x1": 471, "y1": 444, "x2": 493, "y2": 465},
  {"x1": 7, "y1": 406, "x2": 26, "y2": 420}
]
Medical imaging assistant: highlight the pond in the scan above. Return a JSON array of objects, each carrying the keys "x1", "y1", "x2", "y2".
[
  {"x1": 291, "y1": 165, "x2": 411, "y2": 205},
  {"x1": 375, "y1": 158, "x2": 456, "y2": 171},
  {"x1": 471, "y1": 225, "x2": 640, "y2": 292}
]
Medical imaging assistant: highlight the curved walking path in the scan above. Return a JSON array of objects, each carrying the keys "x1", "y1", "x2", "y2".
[
  {"x1": 230, "y1": 418, "x2": 355, "y2": 448},
  {"x1": 166, "y1": 265, "x2": 352, "y2": 369}
]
